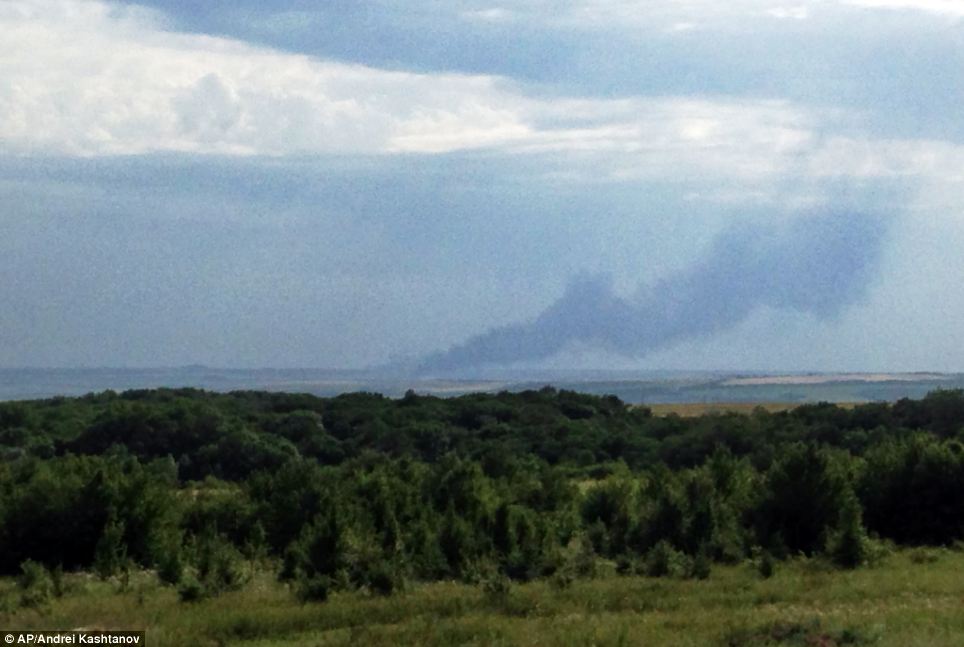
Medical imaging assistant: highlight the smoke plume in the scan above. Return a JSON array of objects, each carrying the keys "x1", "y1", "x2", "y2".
[{"x1": 417, "y1": 212, "x2": 890, "y2": 373}]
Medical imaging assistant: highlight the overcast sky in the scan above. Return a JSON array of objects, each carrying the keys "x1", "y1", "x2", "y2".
[{"x1": 2, "y1": 0, "x2": 964, "y2": 371}]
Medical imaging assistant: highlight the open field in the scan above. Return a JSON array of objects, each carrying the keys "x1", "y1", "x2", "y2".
[
  {"x1": 3, "y1": 549, "x2": 964, "y2": 646},
  {"x1": 645, "y1": 402, "x2": 861, "y2": 417},
  {"x1": 720, "y1": 373, "x2": 947, "y2": 386}
]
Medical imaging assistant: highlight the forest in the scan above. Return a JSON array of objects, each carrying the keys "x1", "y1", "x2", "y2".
[{"x1": 1, "y1": 385, "x2": 963, "y2": 613}]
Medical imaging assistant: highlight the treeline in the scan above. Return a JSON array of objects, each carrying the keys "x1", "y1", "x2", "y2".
[
  {"x1": 4, "y1": 387, "x2": 964, "y2": 475},
  {"x1": 1, "y1": 388, "x2": 963, "y2": 601}
]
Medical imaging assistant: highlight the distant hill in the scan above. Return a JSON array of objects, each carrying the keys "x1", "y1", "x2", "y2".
[{"x1": 1, "y1": 367, "x2": 962, "y2": 403}]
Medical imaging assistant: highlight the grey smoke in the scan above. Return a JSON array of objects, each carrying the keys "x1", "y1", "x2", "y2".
[{"x1": 418, "y1": 212, "x2": 890, "y2": 373}]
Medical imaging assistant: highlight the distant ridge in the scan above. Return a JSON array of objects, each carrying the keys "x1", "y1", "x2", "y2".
[{"x1": 1, "y1": 367, "x2": 961, "y2": 404}]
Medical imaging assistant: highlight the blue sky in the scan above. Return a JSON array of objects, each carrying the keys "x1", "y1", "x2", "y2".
[{"x1": 2, "y1": 0, "x2": 964, "y2": 371}]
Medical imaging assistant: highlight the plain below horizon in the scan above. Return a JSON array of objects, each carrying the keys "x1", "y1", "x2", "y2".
[{"x1": 0, "y1": 367, "x2": 961, "y2": 405}]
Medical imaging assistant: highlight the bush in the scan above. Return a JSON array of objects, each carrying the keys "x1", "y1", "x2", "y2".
[
  {"x1": 195, "y1": 532, "x2": 248, "y2": 595},
  {"x1": 178, "y1": 530, "x2": 249, "y2": 601},
  {"x1": 550, "y1": 570, "x2": 574, "y2": 590},
  {"x1": 754, "y1": 444, "x2": 855, "y2": 556},
  {"x1": 295, "y1": 574, "x2": 331, "y2": 603},
  {"x1": 50, "y1": 565, "x2": 67, "y2": 598},
  {"x1": 754, "y1": 549, "x2": 776, "y2": 579},
  {"x1": 572, "y1": 533, "x2": 598, "y2": 579},
  {"x1": 481, "y1": 572, "x2": 511, "y2": 604},
  {"x1": 156, "y1": 546, "x2": 184, "y2": 586},
  {"x1": 908, "y1": 547, "x2": 944, "y2": 564},
  {"x1": 289, "y1": 514, "x2": 344, "y2": 582},
  {"x1": 177, "y1": 575, "x2": 206, "y2": 603},
  {"x1": 691, "y1": 549, "x2": 712, "y2": 580},
  {"x1": 615, "y1": 555, "x2": 634, "y2": 576},
  {"x1": 827, "y1": 496, "x2": 871, "y2": 569},
  {"x1": 18, "y1": 560, "x2": 54, "y2": 607},
  {"x1": 94, "y1": 518, "x2": 129, "y2": 579},
  {"x1": 644, "y1": 541, "x2": 690, "y2": 578},
  {"x1": 363, "y1": 561, "x2": 405, "y2": 596}
]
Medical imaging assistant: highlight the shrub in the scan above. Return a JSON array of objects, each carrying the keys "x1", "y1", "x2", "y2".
[
  {"x1": 644, "y1": 541, "x2": 690, "y2": 578},
  {"x1": 278, "y1": 543, "x2": 305, "y2": 582},
  {"x1": 195, "y1": 532, "x2": 248, "y2": 595},
  {"x1": 754, "y1": 444, "x2": 855, "y2": 556},
  {"x1": 908, "y1": 547, "x2": 944, "y2": 565},
  {"x1": 573, "y1": 538, "x2": 598, "y2": 580},
  {"x1": 50, "y1": 565, "x2": 67, "y2": 598},
  {"x1": 291, "y1": 514, "x2": 345, "y2": 581},
  {"x1": 827, "y1": 496, "x2": 871, "y2": 569},
  {"x1": 177, "y1": 530, "x2": 249, "y2": 602},
  {"x1": 752, "y1": 548, "x2": 776, "y2": 579},
  {"x1": 176, "y1": 575, "x2": 206, "y2": 603},
  {"x1": 363, "y1": 561, "x2": 405, "y2": 596},
  {"x1": 295, "y1": 574, "x2": 331, "y2": 603},
  {"x1": 481, "y1": 572, "x2": 511, "y2": 604},
  {"x1": 691, "y1": 549, "x2": 712, "y2": 580},
  {"x1": 550, "y1": 570, "x2": 574, "y2": 590},
  {"x1": 615, "y1": 555, "x2": 634, "y2": 576},
  {"x1": 156, "y1": 546, "x2": 184, "y2": 586},
  {"x1": 18, "y1": 560, "x2": 54, "y2": 608},
  {"x1": 94, "y1": 518, "x2": 129, "y2": 579}
]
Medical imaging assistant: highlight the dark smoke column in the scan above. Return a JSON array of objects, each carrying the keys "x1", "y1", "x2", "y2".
[{"x1": 418, "y1": 212, "x2": 890, "y2": 374}]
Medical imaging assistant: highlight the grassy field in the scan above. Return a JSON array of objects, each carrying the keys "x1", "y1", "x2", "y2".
[
  {"x1": 3, "y1": 549, "x2": 963, "y2": 646},
  {"x1": 645, "y1": 402, "x2": 862, "y2": 417}
]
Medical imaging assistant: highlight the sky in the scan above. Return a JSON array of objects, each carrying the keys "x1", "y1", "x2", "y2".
[{"x1": 2, "y1": 0, "x2": 964, "y2": 372}]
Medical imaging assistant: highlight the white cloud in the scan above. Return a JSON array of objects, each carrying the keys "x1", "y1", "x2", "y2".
[
  {"x1": 843, "y1": 0, "x2": 964, "y2": 16},
  {"x1": 460, "y1": 7, "x2": 517, "y2": 22},
  {"x1": 0, "y1": 0, "x2": 799, "y2": 166},
  {"x1": 766, "y1": 5, "x2": 811, "y2": 19},
  {"x1": 0, "y1": 0, "x2": 819, "y2": 175},
  {"x1": 806, "y1": 137, "x2": 964, "y2": 181},
  {"x1": 3, "y1": 0, "x2": 964, "y2": 198},
  {"x1": 0, "y1": 0, "x2": 534, "y2": 156},
  {"x1": 514, "y1": 97, "x2": 817, "y2": 182}
]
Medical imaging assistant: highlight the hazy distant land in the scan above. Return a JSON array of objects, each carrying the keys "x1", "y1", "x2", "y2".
[{"x1": 1, "y1": 367, "x2": 959, "y2": 404}]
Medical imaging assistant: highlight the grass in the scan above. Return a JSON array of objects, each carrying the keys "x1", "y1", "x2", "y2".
[{"x1": 2, "y1": 550, "x2": 963, "y2": 646}]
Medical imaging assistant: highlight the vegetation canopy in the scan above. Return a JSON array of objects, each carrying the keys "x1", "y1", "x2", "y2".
[{"x1": 1, "y1": 387, "x2": 963, "y2": 623}]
